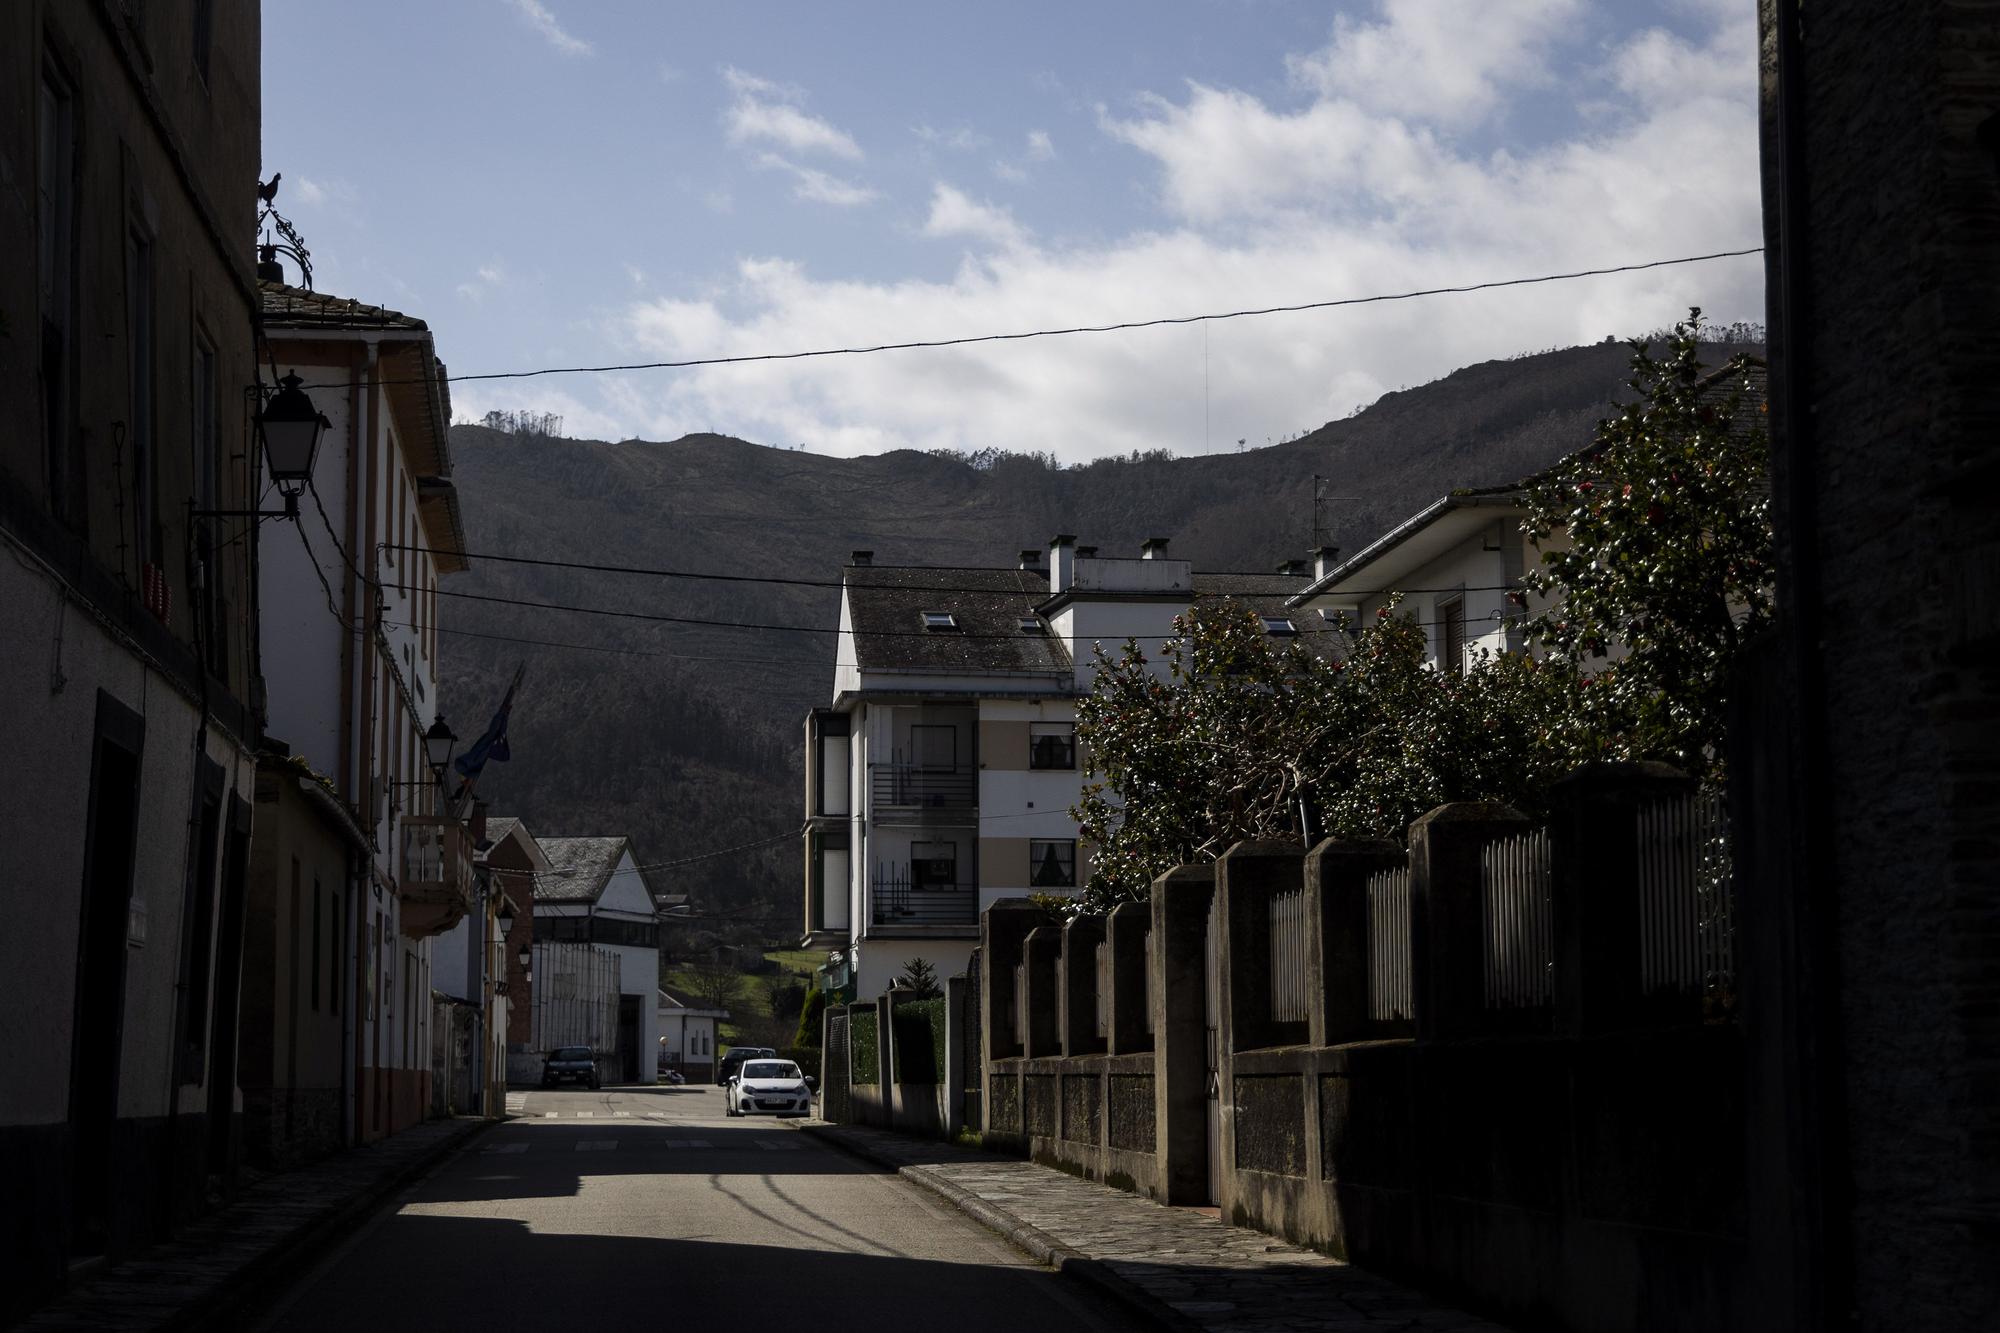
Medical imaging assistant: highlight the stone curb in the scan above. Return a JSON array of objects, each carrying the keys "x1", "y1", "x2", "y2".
[
  {"x1": 798, "y1": 1123, "x2": 1201, "y2": 1333},
  {"x1": 187, "y1": 1116, "x2": 498, "y2": 1329},
  {"x1": 26, "y1": 1117, "x2": 497, "y2": 1332}
]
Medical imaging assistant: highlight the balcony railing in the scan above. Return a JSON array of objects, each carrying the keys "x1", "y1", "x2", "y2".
[
  {"x1": 871, "y1": 868, "x2": 977, "y2": 927},
  {"x1": 869, "y1": 763, "x2": 976, "y2": 811},
  {"x1": 399, "y1": 814, "x2": 474, "y2": 938}
]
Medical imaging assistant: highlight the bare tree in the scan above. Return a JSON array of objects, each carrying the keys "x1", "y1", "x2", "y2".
[{"x1": 682, "y1": 957, "x2": 741, "y2": 1013}]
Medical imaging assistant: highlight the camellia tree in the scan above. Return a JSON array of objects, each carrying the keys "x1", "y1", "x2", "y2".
[
  {"x1": 1071, "y1": 605, "x2": 1590, "y2": 910},
  {"x1": 1521, "y1": 311, "x2": 1772, "y2": 781}
]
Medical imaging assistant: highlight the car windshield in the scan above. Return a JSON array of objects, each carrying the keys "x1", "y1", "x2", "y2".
[
  {"x1": 553, "y1": 1047, "x2": 590, "y2": 1061},
  {"x1": 742, "y1": 1062, "x2": 800, "y2": 1080}
]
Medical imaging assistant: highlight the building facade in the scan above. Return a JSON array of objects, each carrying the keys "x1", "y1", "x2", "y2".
[
  {"x1": 257, "y1": 282, "x2": 470, "y2": 1143},
  {"x1": 0, "y1": 3, "x2": 264, "y2": 1317},
  {"x1": 804, "y1": 537, "x2": 1305, "y2": 1001},
  {"x1": 657, "y1": 988, "x2": 728, "y2": 1083},
  {"x1": 533, "y1": 838, "x2": 663, "y2": 1084}
]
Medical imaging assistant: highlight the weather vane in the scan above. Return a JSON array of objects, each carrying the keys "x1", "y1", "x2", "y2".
[{"x1": 254, "y1": 171, "x2": 313, "y2": 289}]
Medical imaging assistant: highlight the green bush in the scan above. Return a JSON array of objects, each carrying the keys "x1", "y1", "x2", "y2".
[
  {"x1": 776, "y1": 1045, "x2": 821, "y2": 1081},
  {"x1": 893, "y1": 998, "x2": 947, "y2": 1085},
  {"x1": 795, "y1": 985, "x2": 826, "y2": 1048},
  {"x1": 849, "y1": 1009, "x2": 879, "y2": 1084}
]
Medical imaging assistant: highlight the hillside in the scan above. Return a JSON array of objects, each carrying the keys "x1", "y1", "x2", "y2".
[{"x1": 437, "y1": 337, "x2": 1759, "y2": 941}]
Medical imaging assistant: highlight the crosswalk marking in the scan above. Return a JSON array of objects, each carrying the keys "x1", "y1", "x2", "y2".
[
  {"x1": 679, "y1": 1139, "x2": 712, "y2": 1149},
  {"x1": 543, "y1": 1112, "x2": 557, "y2": 1119},
  {"x1": 755, "y1": 1139, "x2": 801, "y2": 1151},
  {"x1": 576, "y1": 1111, "x2": 593, "y2": 1118},
  {"x1": 482, "y1": 1142, "x2": 529, "y2": 1154},
  {"x1": 613, "y1": 1111, "x2": 632, "y2": 1118},
  {"x1": 576, "y1": 1140, "x2": 617, "y2": 1152}
]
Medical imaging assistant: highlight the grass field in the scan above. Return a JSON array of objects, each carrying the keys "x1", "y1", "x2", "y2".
[{"x1": 661, "y1": 948, "x2": 819, "y2": 1044}]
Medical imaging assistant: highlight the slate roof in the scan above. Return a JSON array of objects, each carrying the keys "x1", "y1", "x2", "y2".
[
  {"x1": 844, "y1": 565, "x2": 1071, "y2": 676},
  {"x1": 261, "y1": 281, "x2": 430, "y2": 332},
  {"x1": 535, "y1": 836, "x2": 629, "y2": 904},
  {"x1": 485, "y1": 816, "x2": 521, "y2": 849}
]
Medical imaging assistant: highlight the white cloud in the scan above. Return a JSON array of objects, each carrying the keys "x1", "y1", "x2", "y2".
[
  {"x1": 578, "y1": 7, "x2": 1761, "y2": 464},
  {"x1": 1026, "y1": 129, "x2": 1055, "y2": 161},
  {"x1": 757, "y1": 154, "x2": 877, "y2": 207},
  {"x1": 457, "y1": 262, "x2": 508, "y2": 302},
  {"x1": 923, "y1": 184, "x2": 1030, "y2": 251},
  {"x1": 915, "y1": 124, "x2": 986, "y2": 151},
  {"x1": 505, "y1": 0, "x2": 591, "y2": 57},
  {"x1": 722, "y1": 66, "x2": 862, "y2": 160},
  {"x1": 1288, "y1": 0, "x2": 1580, "y2": 126},
  {"x1": 295, "y1": 178, "x2": 326, "y2": 207}
]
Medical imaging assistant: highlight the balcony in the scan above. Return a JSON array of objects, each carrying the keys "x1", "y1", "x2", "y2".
[
  {"x1": 869, "y1": 763, "x2": 976, "y2": 819},
  {"x1": 870, "y1": 867, "x2": 977, "y2": 931},
  {"x1": 399, "y1": 814, "x2": 474, "y2": 938}
]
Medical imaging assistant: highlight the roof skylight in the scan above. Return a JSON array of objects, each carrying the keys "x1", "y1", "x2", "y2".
[
  {"x1": 922, "y1": 612, "x2": 959, "y2": 631},
  {"x1": 1262, "y1": 615, "x2": 1297, "y2": 636},
  {"x1": 1018, "y1": 616, "x2": 1041, "y2": 633}
]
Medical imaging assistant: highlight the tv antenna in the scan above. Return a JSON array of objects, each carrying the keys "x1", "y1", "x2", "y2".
[{"x1": 1312, "y1": 475, "x2": 1359, "y2": 553}]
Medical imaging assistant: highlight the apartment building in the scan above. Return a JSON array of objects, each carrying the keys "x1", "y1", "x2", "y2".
[
  {"x1": 0, "y1": 3, "x2": 264, "y2": 1314},
  {"x1": 804, "y1": 537, "x2": 1306, "y2": 1001},
  {"x1": 257, "y1": 282, "x2": 470, "y2": 1142}
]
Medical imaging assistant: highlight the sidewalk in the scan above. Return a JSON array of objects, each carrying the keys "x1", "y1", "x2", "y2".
[
  {"x1": 18, "y1": 1116, "x2": 493, "y2": 1331},
  {"x1": 801, "y1": 1122, "x2": 1514, "y2": 1333}
]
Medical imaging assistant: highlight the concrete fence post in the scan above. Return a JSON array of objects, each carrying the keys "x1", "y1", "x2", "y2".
[
  {"x1": 1409, "y1": 802, "x2": 1531, "y2": 1041},
  {"x1": 1152, "y1": 864, "x2": 1215, "y2": 1206},
  {"x1": 1106, "y1": 900, "x2": 1151, "y2": 1055},
  {"x1": 981, "y1": 898, "x2": 1046, "y2": 1062},
  {"x1": 1022, "y1": 926, "x2": 1063, "y2": 1059},
  {"x1": 1217, "y1": 841, "x2": 1307, "y2": 1054},
  {"x1": 1547, "y1": 761, "x2": 1697, "y2": 1034},
  {"x1": 1061, "y1": 916, "x2": 1108, "y2": 1056},
  {"x1": 1306, "y1": 838, "x2": 1407, "y2": 1047},
  {"x1": 944, "y1": 972, "x2": 968, "y2": 1137}
]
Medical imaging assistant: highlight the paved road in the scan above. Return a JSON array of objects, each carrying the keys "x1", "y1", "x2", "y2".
[{"x1": 255, "y1": 1083, "x2": 1156, "y2": 1332}]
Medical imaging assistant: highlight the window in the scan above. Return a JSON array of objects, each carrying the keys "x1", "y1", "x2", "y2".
[
  {"x1": 921, "y1": 611, "x2": 957, "y2": 630},
  {"x1": 910, "y1": 724, "x2": 956, "y2": 771},
  {"x1": 1030, "y1": 839, "x2": 1076, "y2": 889},
  {"x1": 1029, "y1": 722, "x2": 1075, "y2": 770},
  {"x1": 1262, "y1": 615, "x2": 1297, "y2": 636},
  {"x1": 1439, "y1": 597, "x2": 1466, "y2": 676},
  {"x1": 127, "y1": 228, "x2": 158, "y2": 564},
  {"x1": 911, "y1": 841, "x2": 957, "y2": 891},
  {"x1": 39, "y1": 65, "x2": 78, "y2": 521},
  {"x1": 1017, "y1": 616, "x2": 1041, "y2": 633},
  {"x1": 192, "y1": 0, "x2": 213, "y2": 85}
]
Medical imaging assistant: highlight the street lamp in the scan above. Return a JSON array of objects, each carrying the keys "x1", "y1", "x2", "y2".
[
  {"x1": 192, "y1": 373, "x2": 331, "y2": 522},
  {"x1": 496, "y1": 900, "x2": 516, "y2": 938},
  {"x1": 423, "y1": 715, "x2": 458, "y2": 782}
]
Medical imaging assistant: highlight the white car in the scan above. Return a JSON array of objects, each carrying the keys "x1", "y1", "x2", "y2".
[{"x1": 725, "y1": 1059, "x2": 816, "y2": 1118}]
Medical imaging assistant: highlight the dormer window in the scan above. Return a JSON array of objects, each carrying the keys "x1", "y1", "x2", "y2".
[
  {"x1": 1017, "y1": 616, "x2": 1040, "y2": 633},
  {"x1": 1262, "y1": 615, "x2": 1297, "y2": 636},
  {"x1": 922, "y1": 612, "x2": 958, "y2": 631}
]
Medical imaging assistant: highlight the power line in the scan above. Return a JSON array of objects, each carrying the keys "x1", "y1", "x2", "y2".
[
  {"x1": 309, "y1": 248, "x2": 1763, "y2": 392},
  {"x1": 389, "y1": 540, "x2": 1524, "y2": 602}
]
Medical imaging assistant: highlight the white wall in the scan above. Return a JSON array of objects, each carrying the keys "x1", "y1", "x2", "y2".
[{"x1": 854, "y1": 940, "x2": 976, "y2": 1002}]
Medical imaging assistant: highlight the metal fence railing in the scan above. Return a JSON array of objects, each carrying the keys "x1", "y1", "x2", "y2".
[
  {"x1": 823, "y1": 1010, "x2": 850, "y2": 1122},
  {"x1": 1481, "y1": 827, "x2": 1554, "y2": 1009},
  {"x1": 1269, "y1": 887, "x2": 1310, "y2": 1024},
  {"x1": 1366, "y1": 863, "x2": 1413, "y2": 1023},
  {"x1": 1637, "y1": 789, "x2": 1735, "y2": 1000},
  {"x1": 1094, "y1": 939, "x2": 1111, "y2": 1038}
]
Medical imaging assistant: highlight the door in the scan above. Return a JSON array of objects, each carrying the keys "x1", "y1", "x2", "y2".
[
  {"x1": 1203, "y1": 893, "x2": 1222, "y2": 1206},
  {"x1": 618, "y1": 995, "x2": 641, "y2": 1084},
  {"x1": 70, "y1": 703, "x2": 145, "y2": 1255}
]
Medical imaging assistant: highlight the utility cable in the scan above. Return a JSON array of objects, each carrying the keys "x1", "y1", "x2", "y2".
[{"x1": 305, "y1": 248, "x2": 1762, "y2": 392}]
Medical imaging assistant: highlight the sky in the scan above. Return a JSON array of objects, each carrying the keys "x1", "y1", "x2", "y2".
[{"x1": 262, "y1": 0, "x2": 1764, "y2": 462}]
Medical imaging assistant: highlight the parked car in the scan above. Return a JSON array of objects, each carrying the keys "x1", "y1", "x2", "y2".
[
  {"x1": 540, "y1": 1045, "x2": 600, "y2": 1089},
  {"x1": 724, "y1": 1059, "x2": 816, "y2": 1118},
  {"x1": 714, "y1": 1046, "x2": 776, "y2": 1087}
]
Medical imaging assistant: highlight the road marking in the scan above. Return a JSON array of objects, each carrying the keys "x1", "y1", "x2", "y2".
[
  {"x1": 676, "y1": 1139, "x2": 712, "y2": 1149},
  {"x1": 576, "y1": 1140, "x2": 617, "y2": 1152},
  {"x1": 482, "y1": 1142, "x2": 529, "y2": 1154},
  {"x1": 576, "y1": 1111, "x2": 593, "y2": 1118},
  {"x1": 543, "y1": 1112, "x2": 557, "y2": 1119},
  {"x1": 754, "y1": 1139, "x2": 801, "y2": 1151},
  {"x1": 613, "y1": 1111, "x2": 632, "y2": 1118}
]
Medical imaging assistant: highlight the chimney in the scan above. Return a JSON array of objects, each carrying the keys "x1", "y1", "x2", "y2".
[
  {"x1": 1276, "y1": 559, "x2": 1308, "y2": 577},
  {"x1": 471, "y1": 798, "x2": 490, "y2": 848},
  {"x1": 850, "y1": 550, "x2": 873, "y2": 567},
  {"x1": 1018, "y1": 548, "x2": 1042, "y2": 571},
  {"x1": 1048, "y1": 535, "x2": 1076, "y2": 594},
  {"x1": 1312, "y1": 545, "x2": 1340, "y2": 581},
  {"x1": 1141, "y1": 537, "x2": 1171, "y2": 560}
]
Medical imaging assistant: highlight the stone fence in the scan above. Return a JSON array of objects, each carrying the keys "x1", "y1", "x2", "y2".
[{"x1": 823, "y1": 761, "x2": 1750, "y2": 1333}]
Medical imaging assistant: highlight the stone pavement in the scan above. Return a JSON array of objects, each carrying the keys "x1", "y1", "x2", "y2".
[
  {"x1": 19, "y1": 1116, "x2": 493, "y2": 1331},
  {"x1": 800, "y1": 1122, "x2": 1515, "y2": 1333}
]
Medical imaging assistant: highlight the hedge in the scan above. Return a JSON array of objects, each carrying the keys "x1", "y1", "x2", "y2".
[
  {"x1": 849, "y1": 1009, "x2": 879, "y2": 1084},
  {"x1": 892, "y1": 998, "x2": 947, "y2": 1086}
]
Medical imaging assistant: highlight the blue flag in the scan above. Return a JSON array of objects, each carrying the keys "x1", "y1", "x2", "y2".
[{"x1": 454, "y1": 664, "x2": 522, "y2": 790}]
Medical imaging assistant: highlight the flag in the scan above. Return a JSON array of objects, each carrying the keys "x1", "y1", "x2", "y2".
[{"x1": 452, "y1": 663, "x2": 523, "y2": 799}]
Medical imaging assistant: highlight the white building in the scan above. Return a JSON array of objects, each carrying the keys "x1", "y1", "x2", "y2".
[
  {"x1": 258, "y1": 283, "x2": 472, "y2": 1142},
  {"x1": 657, "y1": 989, "x2": 729, "y2": 1083},
  {"x1": 803, "y1": 537, "x2": 1306, "y2": 1001},
  {"x1": 533, "y1": 837, "x2": 663, "y2": 1084}
]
